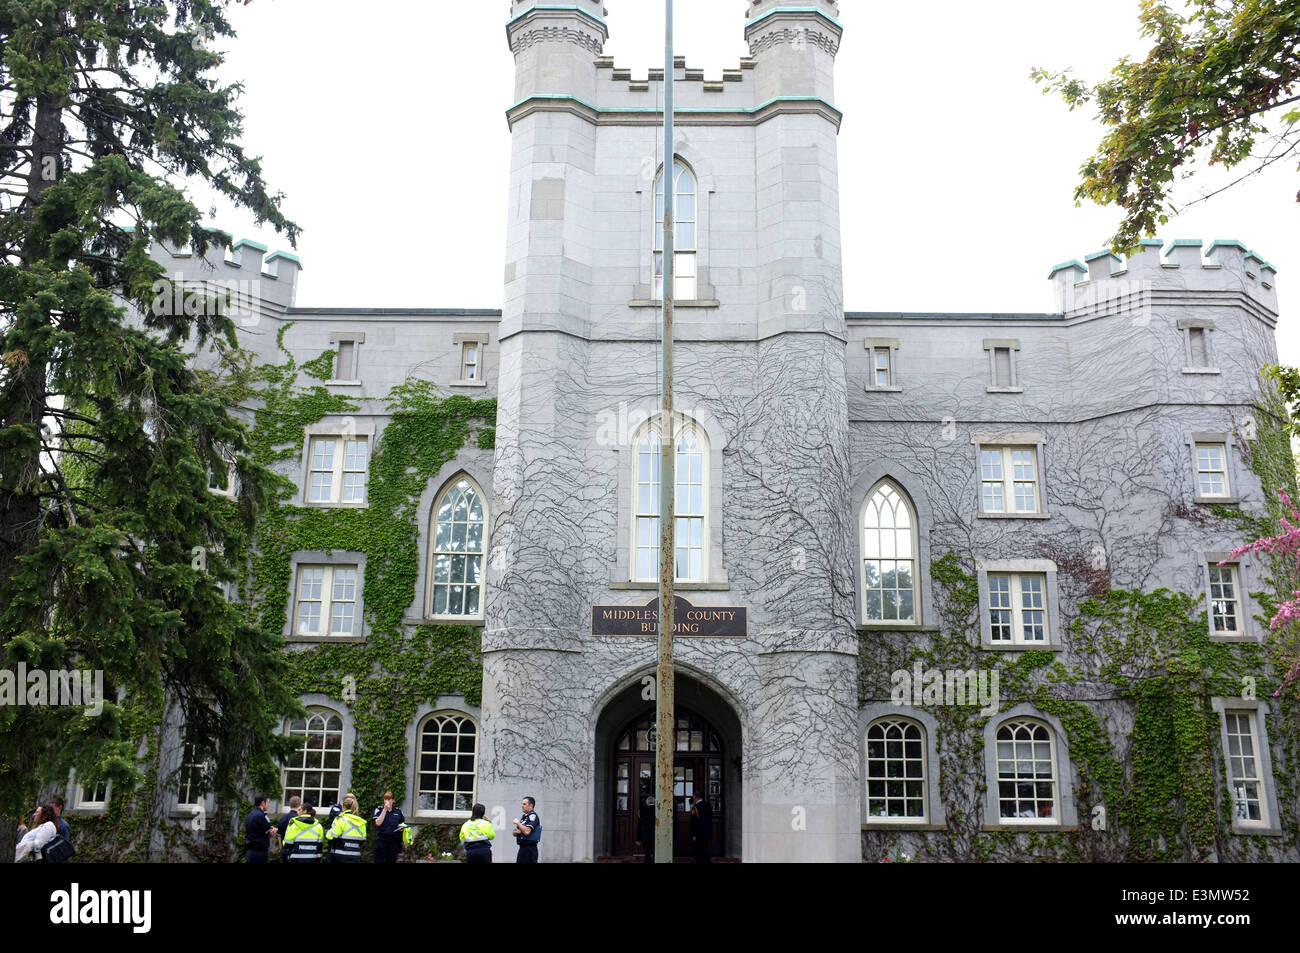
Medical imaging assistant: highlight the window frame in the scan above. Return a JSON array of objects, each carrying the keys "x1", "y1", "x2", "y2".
[
  {"x1": 1202, "y1": 552, "x2": 1256, "y2": 642},
  {"x1": 327, "y1": 331, "x2": 364, "y2": 383},
  {"x1": 279, "y1": 704, "x2": 348, "y2": 815},
  {"x1": 304, "y1": 434, "x2": 370, "y2": 507},
  {"x1": 1192, "y1": 439, "x2": 1233, "y2": 502},
  {"x1": 451, "y1": 332, "x2": 490, "y2": 388},
  {"x1": 286, "y1": 552, "x2": 368, "y2": 642},
  {"x1": 652, "y1": 159, "x2": 699, "y2": 302},
  {"x1": 207, "y1": 457, "x2": 236, "y2": 498},
  {"x1": 972, "y1": 434, "x2": 1048, "y2": 518},
  {"x1": 413, "y1": 710, "x2": 479, "y2": 819},
  {"x1": 863, "y1": 337, "x2": 901, "y2": 391},
  {"x1": 860, "y1": 479, "x2": 920, "y2": 626},
  {"x1": 1210, "y1": 698, "x2": 1283, "y2": 836},
  {"x1": 74, "y1": 777, "x2": 111, "y2": 812},
  {"x1": 426, "y1": 474, "x2": 488, "y2": 622},
  {"x1": 860, "y1": 705, "x2": 946, "y2": 829},
  {"x1": 977, "y1": 559, "x2": 1061, "y2": 651},
  {"x1": 981, "y1": 705, "x2": 1079, "y2": 830},
  {"x1": 629, "y1": 416, "x2": 710, "y2": 584},
  {"x1": 982, "y1": 338, "x2": 1022, "y2": 393},
  {"x1": 1177, "y1": 317, "x2": 1219, "y2": 374}
]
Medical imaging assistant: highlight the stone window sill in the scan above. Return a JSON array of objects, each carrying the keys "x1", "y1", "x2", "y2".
[
  {"x1": 1194, "y1": 496, "x2": 1240, "y2": 505},
  {"x1": 284, "y1": 634, "x2": 367, "y2": 644},
  {"x1": 1230, "y1": 825, "x2": 1283, "y2": 837},
  {"x1": 1181, "y1": 367, "x2": 1221, "y2": 375},
  {"x1": 450, "y1": 379, "x2": 488, "y2": 388},
  {"x1": 986, "y1": 386, "x2": 1023, "y2": 394},
  {"x1": 867, "y1": 385, "x2": 903, "y2": 393},
  {"x1": 418, "y1": 615, "x2": 486, "y2": 627},
  {"x1": 327, "y1": 379, "x2": 363, "y2": 387},
  {"x1": 628, "y1": 299, "x2": 721, "y2": 309},
  {"x1": 610, "y1": 581, "x2": 730, "y2": 591},
  {"x1": 977, "y1": 512, "x2": 1051, "y2": 520},
  {"x1": 857, "y1": 623, "x2": 941, "y2": 633},
  {"x1": 862, "y1": 822, "x2": 947, "y2": 831},
  {"x1": 1209, "y1": 633, "x2": 1259, "y2": 644},
  {"x1": 982, "y1": 823, "x2": 1078, "y2": 832},
  {"x1": 981, "y1": 643, "x2": 1064, "y2": 652}
]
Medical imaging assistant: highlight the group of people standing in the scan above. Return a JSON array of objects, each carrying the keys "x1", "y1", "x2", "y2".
[
  {"x1": 243, "y1": 789, "x2": 410, "y2": 863},
  {"x1": 243, "y1": 791, "x2": 542, "y2": 863},
  {"x1": 13, "y1": 796, "x2": 74, "y2": 863}
]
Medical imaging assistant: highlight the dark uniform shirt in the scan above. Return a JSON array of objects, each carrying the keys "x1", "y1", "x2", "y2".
[
  {"x1": 515, "y1": 810, "x2": 540, "y2": 845},
  {"x1": 244, "y1": 807, "x2": 272, "y2": 852},
  {"x1": 373, "y1": 804, "x2": 405, "y2": 842},
  {"x1": 276, "y1": 810, "x2": 295, "y2": 842}
]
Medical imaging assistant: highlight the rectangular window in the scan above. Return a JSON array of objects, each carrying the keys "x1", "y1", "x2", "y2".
[
  {"x1": 461, "y1": 342, "x2": 479, "y2": 381},
  {"x1": 294, "y1": 564, "x2": 359, "y2": 637},
  {"x1": 993, "y1": 347, "x2": 1013, "y2": 387},
  {"x1": 208, "y1": 460, "x2": 234, "y2": 498},
  {"x1": 987, "y1": 573, "x2": 1048, "y2": 645},
  {"x1": 873, "y1": 347, "x2": 892, "y2": 387},
  {"x1": 1209, "y1": 563, "x2": 1241, "y2": 635},
  {"x1": 307, "y1": 436, "x2": 368, "y2": 504},
  {"x1": 1195, "y1": 442, "x2": 1230, "y2": 498},
  {"x1": 980, "y1": 446, "x2": 1039, "y2": 514},
  {"x1": 1223, "y1": 711, "x2": 1266, "y2": 825},
  {"x1": 334, "y1": 341, "x2": 356, "y2": 380},
  {"x1": 177, "y1": 740, "x2": 205, "y2": 808},
  {"x1": 77, "y1": 779, "x2": 110, "y2": 810},
  {"x1": 1188, "y1": 327, "x2": 1208, "y2": 367}
]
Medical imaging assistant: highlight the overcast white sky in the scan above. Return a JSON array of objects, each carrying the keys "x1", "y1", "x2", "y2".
[{"x1": 207, "y1": 0, "x2": 1297, "y2": 360}]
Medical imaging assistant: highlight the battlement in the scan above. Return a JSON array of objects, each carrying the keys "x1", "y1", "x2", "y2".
[
  {"x1": 148, "y1": 233, "x2": 302, "y2": 315},
  {"x1": 595, "y1": 54, "x2": 754, "y2": 97},
  {"x1": 1048, "y1": 238, "x2": 1278, "y2": 316}
]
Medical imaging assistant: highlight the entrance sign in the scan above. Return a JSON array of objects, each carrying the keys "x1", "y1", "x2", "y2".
[{"x1": 592, "y1": 596, "x2": 747, "y2": 639}]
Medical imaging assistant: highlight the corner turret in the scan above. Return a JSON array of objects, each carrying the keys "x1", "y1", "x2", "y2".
[{"x1": 744, "y1": 0, "x2": 842, "y2": 103}]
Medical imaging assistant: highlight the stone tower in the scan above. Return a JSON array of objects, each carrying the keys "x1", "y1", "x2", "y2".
[{"x1": 481, "y1": 0, "x2": 860, "y2": 862}]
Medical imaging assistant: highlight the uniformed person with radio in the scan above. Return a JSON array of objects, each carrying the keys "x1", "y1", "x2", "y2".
[
  {"x1": 372, "y1": 790, "x2": 405, "y2": 863},
  {"x1": 458, "y1": 803, "x2": 495, "y2": 863},
  {"x1": 512, "y1": 796, "x2": 541, "y2": 863},
  {"x1": 325, "y1": 794, "x2": 367, "y2": 863}
]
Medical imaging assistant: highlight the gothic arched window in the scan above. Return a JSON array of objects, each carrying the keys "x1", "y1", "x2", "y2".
[
  {"x1": 428, "y1": 475, "x2": 486, "y2": 619},
  {"x1": 862, "y1": 480, "x2": 918, "y2": 623},
  {"x1": 653, "y1": 160, "x2": 697, "y2": 300}
]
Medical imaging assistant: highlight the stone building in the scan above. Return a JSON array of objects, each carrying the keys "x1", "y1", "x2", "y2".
[{"x1": 70, "y1": 0, "x2": 1295, "y2": 862}]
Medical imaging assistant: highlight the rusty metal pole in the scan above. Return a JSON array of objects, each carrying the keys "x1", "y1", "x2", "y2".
[{"x1": 654, "y1": 0, "x2": 676, "y2": 865}]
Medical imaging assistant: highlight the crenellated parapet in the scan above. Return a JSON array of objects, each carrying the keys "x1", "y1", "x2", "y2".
[
  {"x1": 1048, "y1": 238, "x2": 1278, "y2": 319},
  {"x1": 147, "y1": 234, "x2": 302, "y2": 319},
  {"x1": 744, "y1": 0, "x2": 841, "y2": 103}
]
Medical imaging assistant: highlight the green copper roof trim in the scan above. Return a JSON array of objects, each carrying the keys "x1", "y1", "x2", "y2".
[
  {"x1": 1048, "y1": 260, "x2": 1087, "y2": 278},
  {"x1": 1164, "y1": 239, "x2": 1203, "y2": 252},
  {"x1": 1206, "y1": 240, "x2": 1247, "y2": 253},
  {"x1": 1084, "y1": 250, "x2": 1122, "y2": 263},
  {"x1": 1244, "y1": 250, "x2": 1264, "y2": 262},
  {"x1": 507, "y1": 93, "x2": 840, "y2": 116},
  {"x1": 506, "y1": 4, "x2": 607, "y2": 31},
  {"x1": 265, "y1": 250, "x2": 302, "y2": 266},
  {"x1": 1138, "y1": 238, "x2": 1164, "y2": 246},
  {"x1": 232, "y1": 238, "x2": 268, "y2": 252},
  {"x1": 746, "y1": 6, "x2": 844, "y2": 31}
]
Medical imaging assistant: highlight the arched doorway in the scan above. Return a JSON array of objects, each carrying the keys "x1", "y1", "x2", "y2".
[{"x1": 610, "y1": 706, "x2": 724, "y2": 857}]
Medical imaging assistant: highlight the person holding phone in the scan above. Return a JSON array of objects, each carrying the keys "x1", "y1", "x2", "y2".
[{"x1": 372, "y1": 790, "x2": 405, "y2": 864}]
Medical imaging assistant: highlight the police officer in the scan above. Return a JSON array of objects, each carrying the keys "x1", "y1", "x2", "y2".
[
  {"x1": 512, "y1": 795, "x2": 540, "y2": 863},
  {"x1": 371, "y1": 790, "x2": 405, "y2": 864},
  {"x1": 458, "y1": 803, "x2": 495, "y2": 864},
  {"x1": 325, "y1": 794, "x2": 367, "y2": 863},
  {"x1": 283, "y1": 802, "x2": 325, "y2": 863},
  {"x1": 243, "y1": 794, "x2": 273, "y2": 864}
]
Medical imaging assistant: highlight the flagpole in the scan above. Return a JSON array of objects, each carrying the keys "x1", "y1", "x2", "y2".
[{"x1": 654, "y1": 0, "x2": 677, "y2": 865}]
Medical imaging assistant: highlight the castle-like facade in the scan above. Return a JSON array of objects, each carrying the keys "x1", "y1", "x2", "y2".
[{"x1": 81, "y1": 1, "x2": 1294, "y2": 862}]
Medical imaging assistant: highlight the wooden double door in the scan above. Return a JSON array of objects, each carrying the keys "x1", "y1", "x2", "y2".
[{"x1": 610, "y1": 707, "x2": 724, "y2": 857}]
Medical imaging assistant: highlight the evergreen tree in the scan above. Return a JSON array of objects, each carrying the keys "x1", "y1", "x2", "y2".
[{"x1": 0, "y1": 0, "x2": 299, "y2": 861}]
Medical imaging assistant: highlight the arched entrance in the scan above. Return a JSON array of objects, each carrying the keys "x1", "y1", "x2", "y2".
[
  {"x1": 593, "y1": 670, "x2": 742, "y2": 860},
  {"x1": 609, "y1": 707, "x2": 725, "y2": 857}
]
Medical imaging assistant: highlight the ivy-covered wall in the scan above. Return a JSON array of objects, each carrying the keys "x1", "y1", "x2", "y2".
[
  {"x1": 859, "y1": 392, "x2": 1299, "y2": 862},
  {"x1": 63, "y1": 329, "x2": 495, "y2": 861}
]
